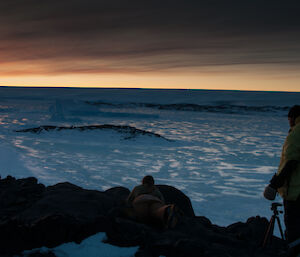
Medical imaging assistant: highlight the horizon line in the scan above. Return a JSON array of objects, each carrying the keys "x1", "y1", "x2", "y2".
[{"x1": 1, "y1": 85, "x2": 300, "y2": 94}]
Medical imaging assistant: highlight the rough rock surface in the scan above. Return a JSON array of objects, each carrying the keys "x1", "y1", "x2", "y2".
[
  {"x1": 15, "y1": 124, "x2": 170, "y2": 141},
  {"x1": 0, "y1": 176, "x2": 287, "y2": 257},
  {"x1": 156, "y1": 185, "x2": 195, "y2": 217},
  {"x1": 86, "y1": 101, "x2": 289, "y2": 115},
  {"x1": 0, "y1": 176, "x2": 114, "y2": 254}
]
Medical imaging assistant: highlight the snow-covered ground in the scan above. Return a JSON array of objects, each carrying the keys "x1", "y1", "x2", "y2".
[
  {"x1": 1, "y1": 87, "x2": 299, "y2": 255},
  {"x1": 22, "y1": 233, "x2": 138, "y2": 257}
]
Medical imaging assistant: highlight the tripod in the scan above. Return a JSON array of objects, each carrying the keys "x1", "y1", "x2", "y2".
[{"x1": 262, "y1": 202, "x2": 285, "y2": 248}]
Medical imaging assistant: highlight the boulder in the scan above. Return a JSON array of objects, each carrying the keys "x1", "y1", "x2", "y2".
[
  {"x1": 157, "y1": 185, "x2": 195, "y2": 217},
  {"x1": 0, "y1": 176, "x2": 287, "y2": 257},
  {"x1": 15, "y1": 124, "x2": 170, "y2": 141},
  {"x1": 104, "y1": 186, "x2": 130, "y2": 206},
  {"x1": 0, "y1": 176, "x2": 45, "y2": 218},
  {"x1": 105, "y1": 215, "x2": 287, "y2": 257},
  {"x1": 0, "y1": 177, "x2": 118, "y2": 254}
]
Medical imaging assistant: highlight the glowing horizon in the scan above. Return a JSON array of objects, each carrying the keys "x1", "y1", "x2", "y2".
[
  {"x1": 1, "y1": 1, "x2": 300, "y2": 92},
  {"x1": 1, "y1": 65, "x2": 300, "y2": 92}
]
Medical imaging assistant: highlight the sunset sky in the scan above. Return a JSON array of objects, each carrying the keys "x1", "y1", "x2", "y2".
[{"x1": 1, "y1": 0, "x2": 300, "y2": 91}]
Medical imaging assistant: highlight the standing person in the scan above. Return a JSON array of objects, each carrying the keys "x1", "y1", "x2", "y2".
[{"x1": 264, "y1": 105, "x2": 300, "y2": 256}]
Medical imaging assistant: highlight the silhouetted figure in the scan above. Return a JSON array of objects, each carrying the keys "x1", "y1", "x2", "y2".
[
  {"x1": 127, "y1": 175, "x2": 178, "y2": 228},
  {"x1": 127, "y1": 175, "x2": 165, "y2": 204},
  {"x1": 264, "y1": 105, "x2": 300, "y2": 256}
]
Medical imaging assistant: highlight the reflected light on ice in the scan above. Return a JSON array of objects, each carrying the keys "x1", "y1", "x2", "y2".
[{"x1": 0, "y1": 87, "x2": 294, "y2": 227}]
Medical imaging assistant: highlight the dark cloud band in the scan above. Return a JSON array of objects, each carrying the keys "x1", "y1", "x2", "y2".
[{"x1": 1, "y1": 0, "x2": 300, "y2": 74}]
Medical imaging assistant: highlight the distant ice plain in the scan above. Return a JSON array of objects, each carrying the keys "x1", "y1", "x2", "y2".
[{"x1": 1, "y1": 87, "x2": 299, "y2": 228}]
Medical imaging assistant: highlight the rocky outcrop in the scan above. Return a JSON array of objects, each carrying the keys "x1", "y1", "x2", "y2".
[
  {"x1": 0, "y1": 176, "x2": 287, "y2": 257},
  {"x1": 15, "y1": 124, "x2": 171, "y2": 141},
  {"x1": 0, "y1": 176, "x2": 115, "y2": 253},
  {"x1": 105, "y1": 216, "x2": 286, "y2": 257},
  {"x1": 86, "y1": 101, "x2": 289, "y2": 115},
  {"x1": 156, "y1": 185, "x2": 195, "y2": 217}
]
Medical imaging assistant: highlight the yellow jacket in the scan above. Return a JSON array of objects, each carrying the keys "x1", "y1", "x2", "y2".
[{"x1": 277, "y1": 116, "x2": 300, "y2": 201}]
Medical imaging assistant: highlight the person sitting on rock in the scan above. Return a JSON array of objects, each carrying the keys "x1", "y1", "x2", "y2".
[{"x1": 127, "y1": 175, "x2": 179, "y2": 228}]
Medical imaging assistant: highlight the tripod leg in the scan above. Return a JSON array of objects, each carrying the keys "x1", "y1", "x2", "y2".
[
  {"x1": 275, "y1": 216, "x2": 285, "y2": 241},
  {"x1": 263, "y1": 216, "x2": 275, "y2": 248}
]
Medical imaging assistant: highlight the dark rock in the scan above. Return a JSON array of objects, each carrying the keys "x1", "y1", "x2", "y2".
[
  {"x1": 0, "y1": 176, "x2": 45, "y2": 220},
  {"x1": 86, "y1": 101, "x2": 290, "y2": 115},
  {"x1": 106, "y1": 215, "x2": 287, "y2": 257},
  {"x1": 15, "y1": 124, "x2": 171, "y2": 141},
  {"x1": 105, "y1": 217, "x2": 153, "y2": 247},
  {"x1": 0, "y1": 178, "x2": 123, "y2": 254},
  {"x1": 157, "y1": 185, "x2": 195, "y2": 217},
  {"x1": 19, "y1": 182, "x2": 114, "y2": 222},
  {"x1": 194, "y1": 216, "x2": 212, "y2": 228},
  {"x1": 104, "y1": 186, "x2": 130, "y2": 205},
  {"x1": 227, "y1": 216, "x2": 269, "y2": 243},
  {"x1": 0, "y1": 176, "x2": 287, "y2": 257}
]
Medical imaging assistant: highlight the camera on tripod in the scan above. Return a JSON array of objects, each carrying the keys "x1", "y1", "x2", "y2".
[
  {"x1": 271, "y1": 202, "x2": 283, "y2": 213},
  {"x1": 262, "y1": 202, "x2": 285, "y2": 248}
]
